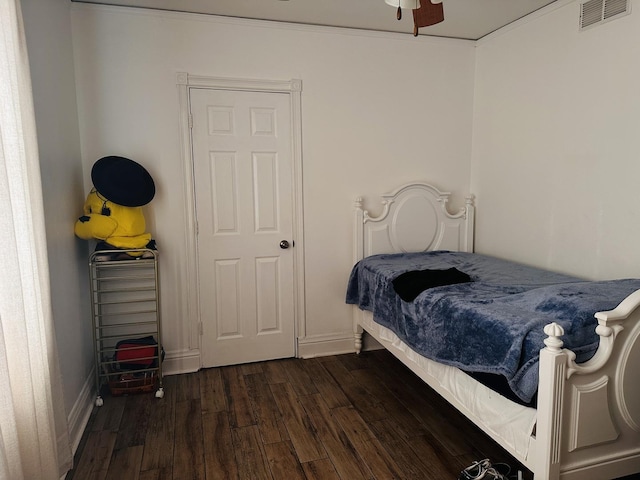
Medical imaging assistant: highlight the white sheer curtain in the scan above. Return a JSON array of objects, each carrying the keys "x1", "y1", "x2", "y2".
[{"x1": 0, "y1": 0, "x2": 72, "y2": 478}]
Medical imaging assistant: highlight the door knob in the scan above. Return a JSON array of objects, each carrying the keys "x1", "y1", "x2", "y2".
[{"x1": 279, "y1": 240, "x2": 290, "y2": 249}]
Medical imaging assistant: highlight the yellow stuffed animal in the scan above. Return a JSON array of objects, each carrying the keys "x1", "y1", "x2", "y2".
[{"x1": 75, "y1": 156, "x2": 156, "y2": 259}]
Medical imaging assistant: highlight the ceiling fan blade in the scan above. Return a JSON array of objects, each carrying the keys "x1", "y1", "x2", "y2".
[{"x1": 412, "y1": 0, "x2": 444, "y2": 35}]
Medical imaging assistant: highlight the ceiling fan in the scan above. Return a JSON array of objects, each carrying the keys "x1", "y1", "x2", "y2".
[{"x1": 385, "y1": 0, "x2": 444, "y2": 36}]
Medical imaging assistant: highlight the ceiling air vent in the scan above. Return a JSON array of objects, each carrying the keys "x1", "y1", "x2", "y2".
[{"x1": 580, "y1": 0, "x2": 630, "y2": 30}]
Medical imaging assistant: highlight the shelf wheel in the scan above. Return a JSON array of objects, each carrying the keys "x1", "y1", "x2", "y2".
[
  {"x1": 95, "y1": 396, "x2": 104, "y2": 407},
  {"x1": 155, "y1": 387, "x2": 164, "y2": 399}
]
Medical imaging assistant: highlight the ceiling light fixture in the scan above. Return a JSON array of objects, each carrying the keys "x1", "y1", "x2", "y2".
[
  {"x1": 386, "y1": 0, "x2": 445, "y2": 36},
  {"x1": 385, "y1": 0, "x2": 420, "y2": 20}
]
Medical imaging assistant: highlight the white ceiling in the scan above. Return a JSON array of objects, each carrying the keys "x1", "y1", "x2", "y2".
[{"x1": 72, "y1": 0, "x2": 558, "y2": 40}]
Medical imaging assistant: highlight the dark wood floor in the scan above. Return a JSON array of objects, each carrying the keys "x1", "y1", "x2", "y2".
[{"x1": 66, "y1": 350, "x2": 538, "y2": 480}]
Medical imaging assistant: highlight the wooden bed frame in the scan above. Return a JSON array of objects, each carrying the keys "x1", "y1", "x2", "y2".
[{"x1": 351, "y1": 182, "x2": 640, "y2": 480}]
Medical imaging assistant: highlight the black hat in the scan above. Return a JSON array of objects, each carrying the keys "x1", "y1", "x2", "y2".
[{"x1": 91, "y1": 156, "x2": 155, "y2": 207}]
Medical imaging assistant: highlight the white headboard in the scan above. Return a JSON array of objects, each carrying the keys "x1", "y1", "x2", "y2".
[{"x1": 354, "y1": 182, "x2": 475, "y2": 262}]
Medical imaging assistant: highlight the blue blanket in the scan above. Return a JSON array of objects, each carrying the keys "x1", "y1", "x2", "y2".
[{"x1": 345, "y1": 251, "x2": 640, "y2": 403}]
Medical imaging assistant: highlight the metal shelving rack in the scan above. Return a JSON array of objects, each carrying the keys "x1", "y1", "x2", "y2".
[{"x1": 89, "y1": 248, "x2": 164, "y2": 406}]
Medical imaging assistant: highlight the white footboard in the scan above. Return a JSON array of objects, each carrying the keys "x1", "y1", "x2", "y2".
[{"x1": 536, "y1": 292, "x2": 640, "y2": 480}]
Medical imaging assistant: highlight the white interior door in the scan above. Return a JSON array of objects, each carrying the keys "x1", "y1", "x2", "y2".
[{"x1": 190, "y1": 87, "x2": 296, "y2": 367}]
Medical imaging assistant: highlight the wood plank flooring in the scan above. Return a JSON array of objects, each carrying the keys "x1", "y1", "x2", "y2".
[{"x1": 66, "y1": 350, "x2": 538, "y2": 480}]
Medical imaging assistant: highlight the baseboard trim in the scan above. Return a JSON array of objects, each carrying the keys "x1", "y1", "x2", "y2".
[
  {"x1": 297, "y1": 333, "x2": 357, "y2": 358},
  {"x1": 162, "y1": 349, "x2": 200, "y2": 375},
  {"x1": 67, "y1": 369, "x2": 95, "y2": 454}
]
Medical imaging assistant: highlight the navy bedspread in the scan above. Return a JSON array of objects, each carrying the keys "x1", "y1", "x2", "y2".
[{"x1": 345, "y1": 251, "x2": 640, "y2": 403}]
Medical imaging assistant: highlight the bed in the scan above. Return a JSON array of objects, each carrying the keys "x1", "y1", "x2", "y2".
[{"x1": 347, "y1": 182, "x2": 640, "y2": 480}]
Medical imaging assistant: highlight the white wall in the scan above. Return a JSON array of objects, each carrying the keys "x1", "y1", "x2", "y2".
[
  {"x1": 70, "y1": 4, "x2": 475, "y2": 364},
  {"x1": 472, "y1": 0, "x2": 640, "y2": 280},
  {"x1": 21, "y1": 0, "x2": 92, "y2": 450}
]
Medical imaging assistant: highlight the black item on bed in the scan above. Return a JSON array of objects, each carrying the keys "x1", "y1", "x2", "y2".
[{"x1": 392, "y1": 267, "x2": 472, "y2": 302}]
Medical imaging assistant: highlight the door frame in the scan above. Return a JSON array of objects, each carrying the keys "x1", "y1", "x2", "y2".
[{"x1": 176, "y1": 73, "x2": 305, "y2": 365}]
